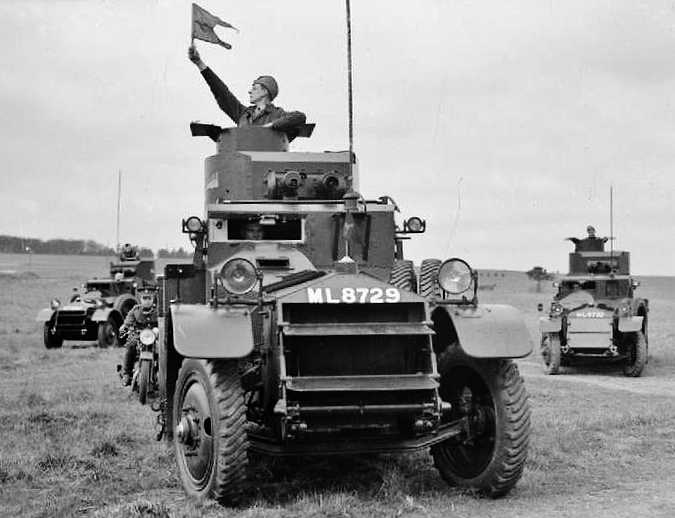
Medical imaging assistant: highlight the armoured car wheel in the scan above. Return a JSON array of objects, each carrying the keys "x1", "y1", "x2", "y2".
[
  {"x1": 138, "y1": 359, "x2": 151, "y2": 405},
  {"x1": 43, "y1": 323, "x2": 63, "y2": 349},
  {"x1": 97, "y1": 319, "x2": 118, "y2": 348},
  {"x1": 390, "y1": 260, "x2": 417, "y2": 292},
  {"x1": 419, "y1": 259, "x2": 442, "y2": 298},
  {"x1": 114, "y1": 294, "x2": 137, "y2": 317},
  {"x1": 623, "y1": 331, "x2": 647, "y2": 377},
  {"x1": 540, "y1": 333, "x2": 561, "y2": 375},
  {"x1": 173, "y1": 359, "x2": 248, "y2": 504},
  {"x1": 431, "y1": 352, "x2": 530, "y2": 497}
]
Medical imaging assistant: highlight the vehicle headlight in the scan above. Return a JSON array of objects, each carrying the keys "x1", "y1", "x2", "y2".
[
  {"x1": 404, "y1": 216, "x2": 425, "y2": 233},
  {"x1": 220, "y1": 258, "x2": 259, "y2": 295},
  {"x1": 551, "y1": 302, "x2": 563, "y2": 314},
  {"x1": 438, "y1": 258, "x2": 473, "y2": 294},
  {"x1": 184, "y1": 216, "x2": 204, "y2": 233},
  {"x1": 618, "y1": 303, "x2": 631, "y2": 317},
  {"x1": 50, "y1": 298, "x2": 61, "y2": 310},
  {"x1": 139, "y1": 329, "x2": 156, "y2": 346}
]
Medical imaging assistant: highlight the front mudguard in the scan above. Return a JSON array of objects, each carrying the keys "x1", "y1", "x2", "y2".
[
  {"x1": 539, "y1": 316, "x2": 563, "y2": 333},
  {"x1": 170, "y1": 303, "x2": 254, "y2": 359},
  {"x1": 431, "y1": 304, "x2": 532, "y2": 359},
  {"x1": 618, "y1": 315, "x2": 643, "y2": 333},
  {"x1": 36, "y1": 308, "x2": 54, "y2": 322}
]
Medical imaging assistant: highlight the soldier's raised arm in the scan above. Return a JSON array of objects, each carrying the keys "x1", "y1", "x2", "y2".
[{"x1": 188, "y1": 45, "x2": 246, "y2": 124}]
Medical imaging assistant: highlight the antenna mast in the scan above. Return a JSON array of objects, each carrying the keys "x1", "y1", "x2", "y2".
[
  {"x1": 609, "y1": 185, "x2": 614, "y2": 265},
  {"x1": 345, "y1": 0, "x2": 354, "y2": 187},
  {"x1": 116, "y1": 170, "x2": 122, "y2": 253}
]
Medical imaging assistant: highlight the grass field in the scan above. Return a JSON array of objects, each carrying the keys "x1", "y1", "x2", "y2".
[{"x1": 1, "y1": 253, "x2": 674, "y2": 517}]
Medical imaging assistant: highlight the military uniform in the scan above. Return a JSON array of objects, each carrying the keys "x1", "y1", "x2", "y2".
[
  {"x1": 121, "y1": 304, "x2": 158, "y2": 380},
  {"x1": 200, "y1": 67, "x2": 306, "y2": 134}
]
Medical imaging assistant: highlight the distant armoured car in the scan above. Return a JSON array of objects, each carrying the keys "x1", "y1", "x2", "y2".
[
  {"x1": 539, "y1": 246, "x2": 649, "y2": 376},
  {"x1": 154, "y1": 126, "x2": 533, "y2": 504},
  {"x1": 36, "y1": 278, "x2": 139, "y2": 349}
]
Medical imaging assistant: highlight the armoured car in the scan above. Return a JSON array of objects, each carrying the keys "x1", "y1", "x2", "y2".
[
  {"x1": 156, "y1": 125, "x2": 532, "y2": 504},
  {"x1": 539, "y1": 247, "x2": 648, "y2": 376},
  {"x1": 37, "y1": 278, "x2": 138, "y2": 348}
]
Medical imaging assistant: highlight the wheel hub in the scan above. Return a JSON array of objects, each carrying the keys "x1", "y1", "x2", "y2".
[
  {"x1": 176, "y1": 381, "x2": 214, "y2": 485},
  {"x1": 176, "y1": 413, "x2": 200, "y2": 446}
]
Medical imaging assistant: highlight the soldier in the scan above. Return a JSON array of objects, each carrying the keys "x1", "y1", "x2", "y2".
[
  {"x1": 566, "y1": 225, "x2": 609, "y2": 252},
  {"x1": 188, "y1": 45, "x2": 306, "y2": 136},
  {"x1": 242, "y1": 221, "x2": 264, "y2": 240},
  {"x1": 120, "y1": 289, "x2": 158, "y2": 387},
  {"x1": 121, "y1": 243, "x2": 139, "y2": 261}
]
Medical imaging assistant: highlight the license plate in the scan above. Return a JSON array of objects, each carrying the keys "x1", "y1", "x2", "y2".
[
  {"x1": 575, "y1": 311, "x2": 607, "y2": 318},
  {"x1": 306, "y1": 287, "x2": 401, "y2": 304},
  {"x1": 62, "y1": 305, "x2": 82, "y2": 311}
]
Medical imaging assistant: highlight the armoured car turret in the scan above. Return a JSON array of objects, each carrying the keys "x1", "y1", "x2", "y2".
[
  {"x1": 156, "y1": 125, "x2": 532, "y2": 504},
  {"x1": 539, "y1": 242, "x2": 648, "y2": 376}
]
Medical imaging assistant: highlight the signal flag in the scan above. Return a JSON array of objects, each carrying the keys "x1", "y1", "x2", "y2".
[{"x1": 191, "y1": 3, "x2": 238, "y2": 49}]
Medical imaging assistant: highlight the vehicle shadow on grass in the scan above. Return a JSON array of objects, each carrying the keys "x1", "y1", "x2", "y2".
[{"x1": 242, "y1": 451, "x2": 464, "y2": 506}]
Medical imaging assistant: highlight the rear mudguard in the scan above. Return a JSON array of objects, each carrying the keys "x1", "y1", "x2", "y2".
[
  {"x1": 170, "y1": 303, "x2": 254, "y2": 358},
  {"x1": 540, "y1": 316, "x2": 563, "y2": 333},
  {"x1": 433, "y1": 304, "x2": 532, "y2": 359},
  {"x1": 36, "y1": 308, "x2": 54, "y2": 322},
  {"x1": 618, "y1": 315, "x2": 643, "y2": 332}
]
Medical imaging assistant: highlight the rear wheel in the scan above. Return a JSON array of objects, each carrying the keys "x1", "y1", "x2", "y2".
[
  {"x1": 390, "y1": 260, "x2": 417, "y2": 292},
  {"x1": 97, "y1": 319, "x2": 118, "y2": 348},
  {"x1": 173, "y1": 359, "x2": 248, "y2": 504},
  {"x1": 623, "y1": 331, "x2": 647, "y2": 377},
  {"x1": 43, "y1": 323, "x2": 63, "y2": 349},
  {"x1": 419, "y1": 258, "x2": 442, "y2": 298},
  {"x1": 138, "y1": 359, "x2": 152, "y2": 405},
  {"x1": 431, "y1": 352, "x2": 530, "y2": 497},
  {"x1": 540, "y1": 333, "x2": 561, "y2": 375}
]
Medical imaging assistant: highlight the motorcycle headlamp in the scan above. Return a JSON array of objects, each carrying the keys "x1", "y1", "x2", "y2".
[
  {"x1": 618, "y1": 303, "x2": 631, "y2": 317},
  {"x1": 50, "y1": 298, "x2": 61, "y2": 310},
  {"x1": 139, "y1": 329, "x2": 156, "y2": 346},
  {"x1": 219, "y1": 258, "x2": 259, "y2": 295}
]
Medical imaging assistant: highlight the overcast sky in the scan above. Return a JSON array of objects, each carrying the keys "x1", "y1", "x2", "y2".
[{"x1": 1, "y1": 0, "x2": 673, "y2": 274}]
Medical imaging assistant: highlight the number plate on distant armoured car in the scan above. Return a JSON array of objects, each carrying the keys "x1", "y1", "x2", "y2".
[{"x1": 306, "y1": 287, "x2": 401, "y2": 303}]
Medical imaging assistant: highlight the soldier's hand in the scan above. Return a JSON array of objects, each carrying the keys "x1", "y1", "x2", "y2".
[{"x1": 188, "y1": 45, "x2": 204, "y2": 67}]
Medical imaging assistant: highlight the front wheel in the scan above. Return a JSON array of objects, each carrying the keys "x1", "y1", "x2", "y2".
[
  {"x1": 623, "y1": 331, "x2": 647, "y2": 377},
  {"x1": 431, "y1": 353, "x2": 530, "y2": 497},
  {"x1": 138, "y1": 359, "x2": 152, "y2": 405},
  {"x1": 173, "y1": 359, "x2": 248, "y2": 505},
  {"x1": 97, "y1": 319, "x2": 118, "y2": 348},
  {"x1": 540, "y1": 333, "x2": 561, "y2": 375},
  {"x1": 43, "y1": 323, "x2": 63, "y2": 349}
]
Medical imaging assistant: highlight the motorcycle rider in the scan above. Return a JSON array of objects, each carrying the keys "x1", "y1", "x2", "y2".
[{"x1": 120, "y1": 288, "x2": 158, "y2": 387}]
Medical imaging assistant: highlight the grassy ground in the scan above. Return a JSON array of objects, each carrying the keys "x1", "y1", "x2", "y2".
[{"x1": 1, "y1": 254, "x2": 674, "y2": 517}]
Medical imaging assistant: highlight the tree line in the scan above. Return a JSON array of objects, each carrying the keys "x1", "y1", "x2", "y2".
[{"x1": 0, "y1": 235, "x2": 190, "y2": 258}]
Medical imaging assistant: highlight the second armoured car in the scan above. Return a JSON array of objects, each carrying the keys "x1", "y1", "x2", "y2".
[
  {"x1": 37, "y1": 277, "x2": 139, "y2": 348},
  {"x1": 156, "y1": 125, "x2": 533, "y2": 504},
  {"x1": 539, "y1": 242, "x2": 648, "y2": 376}
]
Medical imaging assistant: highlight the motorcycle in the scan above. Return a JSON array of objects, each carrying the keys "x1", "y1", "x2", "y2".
[{"x1": 127, "y1": 324, "x2": 159, "y2": 405}]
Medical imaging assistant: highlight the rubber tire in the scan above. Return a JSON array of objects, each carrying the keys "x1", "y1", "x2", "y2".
[
  {"x1": 173, "y1": 359, "x2": 248, "y2": 505},
  {"x1": 114, "y1": 294, "x2": 137, "y2": 317},
  {"x1": 43, "y1": 323, "x2": 63, "y2": 349},
  {"x1": 541, "y1": 333, "x2": 561, "y2": 375},
  {"x1": 97, "y1": 319, "x2": 118, "y2": 348},
  {"x1": 419, "y1": 258, "x2": 442, "y2": 298},
  {"x1": 623, "y1": 331, "x2": 647, "y2": 377},
  {"x1": 390, "y1": 259, "x2": 417, "y2": 292},
  {"x1": 138, "y1": 359, "x2": 151, "y2": 405},
  {"x1": 431, "y1": 351, "x2": 530, "y2": 497}
]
